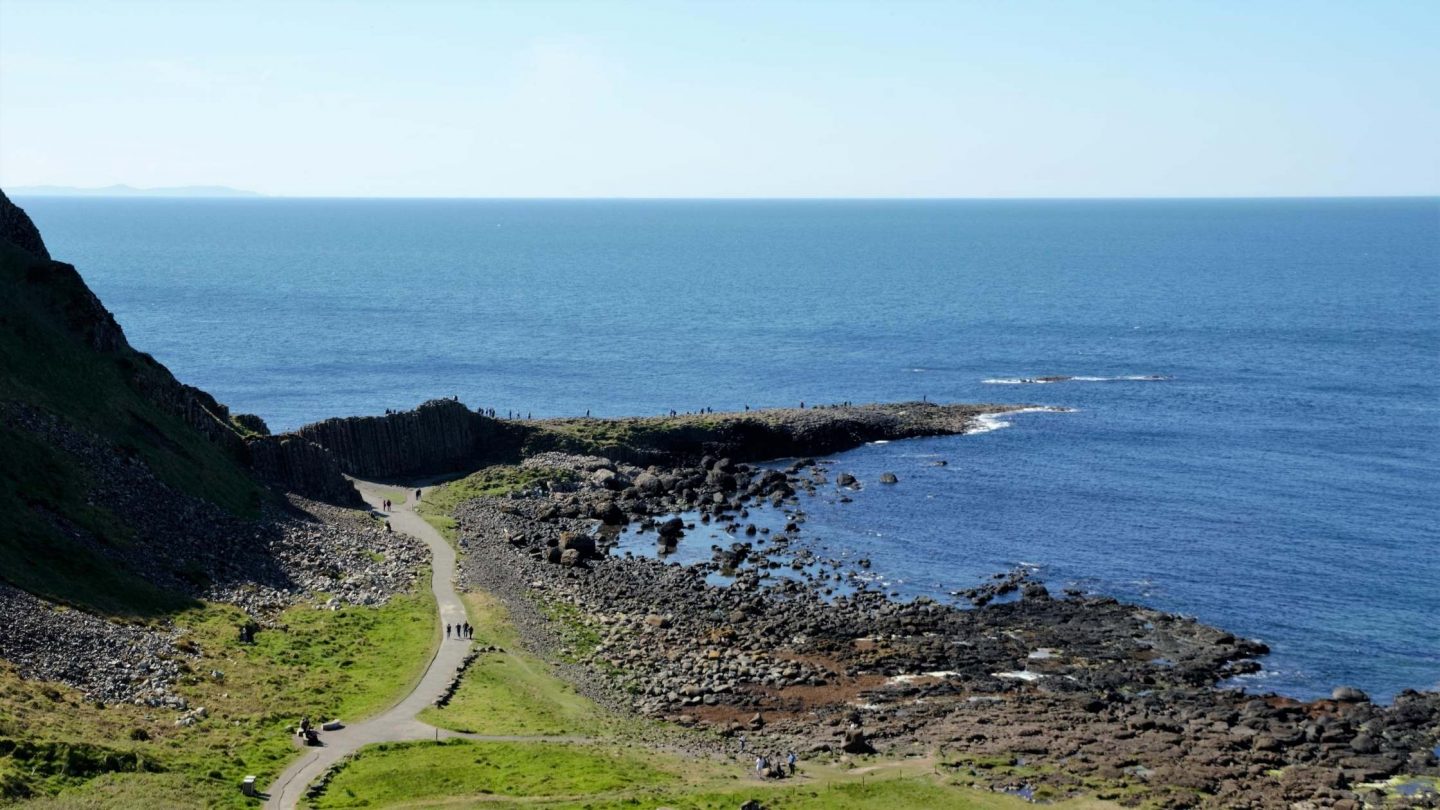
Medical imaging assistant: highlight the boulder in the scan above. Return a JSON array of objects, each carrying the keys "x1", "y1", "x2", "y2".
[
  {"x1": 878, "y1": 472, "x2": 898, "y2": 484},
  {"x1": 559, "y1": 532, "x2": 597, "y2": 558},
  {"x1": 1332, "y1": 686, "x2": 1370, "y2": 703},
  {"x1": 634, "y1": 472, "x2": 664, "y2": 494},
  {"x1": 842, "y1": 727, "x2": 875, "y2": 754}
]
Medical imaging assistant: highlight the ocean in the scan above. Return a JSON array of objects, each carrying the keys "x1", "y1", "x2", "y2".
[{"x1": 16, "y1": 196, "x2": 1440, "y2": 702}]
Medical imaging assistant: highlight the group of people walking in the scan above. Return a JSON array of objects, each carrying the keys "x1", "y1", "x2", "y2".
[
  {"x1": 738, "y1": 735, "x2": 798, "y2": 779},
  {"x1": 446, "y1": 622, "x2": 473, "y2": 640}
]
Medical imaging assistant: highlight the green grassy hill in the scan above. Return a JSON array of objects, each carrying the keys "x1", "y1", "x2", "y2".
[{"x1": 0, "y1": 191, "x2": 266, "y2": 616}]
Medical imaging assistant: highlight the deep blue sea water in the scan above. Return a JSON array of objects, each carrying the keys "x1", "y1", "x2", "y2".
[{"x1": 16, "y1": 197, "x2": 1440, "y2": 702}]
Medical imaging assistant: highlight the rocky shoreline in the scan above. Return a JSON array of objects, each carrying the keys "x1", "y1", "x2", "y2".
[{"x1": 437, "y1": 417, "x2": 1440, "y2": 809}]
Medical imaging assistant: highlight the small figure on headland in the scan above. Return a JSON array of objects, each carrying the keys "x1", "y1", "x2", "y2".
[{"x1": 415, "y1": 488, "x2": 422, "y2": 500}]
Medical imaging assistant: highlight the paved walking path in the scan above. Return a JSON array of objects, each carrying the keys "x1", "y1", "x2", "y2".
[{"x1": 262, "y1": 481, "x2": 477, "y2": 808}]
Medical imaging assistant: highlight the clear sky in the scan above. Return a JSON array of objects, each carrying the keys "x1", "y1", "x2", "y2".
[{"x1": 1, "y1": 0, "x2": 1436, "y2": 198}]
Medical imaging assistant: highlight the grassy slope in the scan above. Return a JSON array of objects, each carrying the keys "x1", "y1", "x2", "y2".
[
  {"x1": 419, "y1": 592, "x2": 601, "y2": 736},
  {"x1": 0, "y1": 583, "x2": 436, "y2": 807},
  {"x1": 0, "y1": 241, "x2": 265, "y2": 616}
]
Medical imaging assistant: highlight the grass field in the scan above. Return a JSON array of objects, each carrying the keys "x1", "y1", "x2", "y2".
[
  {"x1": 419, "y1": 592, "x2": 602, "y2": 736},
  {"x1": 313, "y1": 740, "x2": 682, "y2": 808},
  {"x1": 0, "y1": 583, "x2": 436, "y2": 807},
  {"x1": 309, "y1": 741, "x2": 1124, "y2": 810}
]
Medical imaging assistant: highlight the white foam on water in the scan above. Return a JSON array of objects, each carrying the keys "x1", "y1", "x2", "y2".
[
  {"x1": 971, "y1": 406, "x2": 1069, "y2": 434},
  {"x1": 982, "y1": 374, "x2": 1171, "y2": 385}
]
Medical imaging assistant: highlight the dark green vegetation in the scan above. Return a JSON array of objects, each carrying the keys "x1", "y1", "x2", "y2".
[
  {"x1": 0, "y1": 236, "x2": 266, "y2": 616},
  {"x1": 0, "y1": 586, "x2": 436, "y2": 806}
]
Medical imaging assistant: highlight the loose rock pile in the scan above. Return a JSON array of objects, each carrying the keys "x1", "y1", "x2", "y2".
[{"x1": 0, "y1": 582, "x2": 187, "y2": 706}]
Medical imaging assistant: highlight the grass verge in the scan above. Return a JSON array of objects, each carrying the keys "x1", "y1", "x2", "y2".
[
  {"x1": 312, "y1": 739, "x2": 680, "y2": 808},
  {"x1": 419, "y1": 592, "x2": 602, "y2": 737},
  {"x1": 0, "y1": 582, "x2": 436, "y2": 807}
]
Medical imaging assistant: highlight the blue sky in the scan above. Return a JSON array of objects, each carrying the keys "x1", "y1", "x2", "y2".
[{"x1": 0, "y1": 0, "x2": 1435, "y2": 197}]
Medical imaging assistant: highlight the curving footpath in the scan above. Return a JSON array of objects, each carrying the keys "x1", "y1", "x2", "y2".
[{"x1": 264, "y1": 481, "x2": 571, "y2": 808}]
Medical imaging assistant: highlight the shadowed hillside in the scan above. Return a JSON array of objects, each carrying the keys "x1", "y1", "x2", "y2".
[{"x1": 0, "y1": 190, "x2": 291, "y2": 613}]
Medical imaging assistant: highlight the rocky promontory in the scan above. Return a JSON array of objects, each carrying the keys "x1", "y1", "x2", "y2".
[{"x1": 264, "y1": 398, "x2": 1023, "y2": 493}]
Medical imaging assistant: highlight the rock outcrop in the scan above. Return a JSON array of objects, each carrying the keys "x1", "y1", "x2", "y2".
[
  {"x1": 0, "y1": 188, "x2": 49, "y2": 260},
  {"x1": 290, "y1": 398, "x2": 517, "y2": 480},
  {"x1": 248, "y1": 434, "x2": 360, "y2": 505}
]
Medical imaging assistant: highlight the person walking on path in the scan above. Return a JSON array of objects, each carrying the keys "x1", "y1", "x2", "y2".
[
  {"x1": 414, "y1": 488, "x2": 422, "y2": 501},
  {"x1": 787, "y1": 751, "x2": 797, "y2": 775},
  {"x1": 445, "y1": 623, "x2": 451, "y2": 639}
]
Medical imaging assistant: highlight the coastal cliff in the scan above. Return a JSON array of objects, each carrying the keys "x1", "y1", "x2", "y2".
[{"x1": 290, "y1": 398, "x2": 519, "y2": 479}]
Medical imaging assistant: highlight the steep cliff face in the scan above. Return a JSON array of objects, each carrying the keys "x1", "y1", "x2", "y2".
[
  {"x1": 248, "y1": 434, "x2": 356, "y2": 502},
  {"x1": 0, "y1": 189, "x2": 50, "y2": 260},
  {"x1": 290, "y1": 398, "x2": 521, "y2": 480},
  {"x1": 0, "y1": 189, "x2": 363, "y2": 612}
]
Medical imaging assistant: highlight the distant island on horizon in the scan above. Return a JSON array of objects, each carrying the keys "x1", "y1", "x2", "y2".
[{"x1": 8, "y1": 183, "x2": 262, "y2": 198}]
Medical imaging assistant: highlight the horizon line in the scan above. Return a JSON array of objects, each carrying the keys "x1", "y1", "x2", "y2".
[{"x1": 6, "y1": 191, "x2": 1438, "y2": 202}]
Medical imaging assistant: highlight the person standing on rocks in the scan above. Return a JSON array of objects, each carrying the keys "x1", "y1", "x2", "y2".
[{"x1": 738, "y1": 733, "x2": 746, "y2": 753}]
